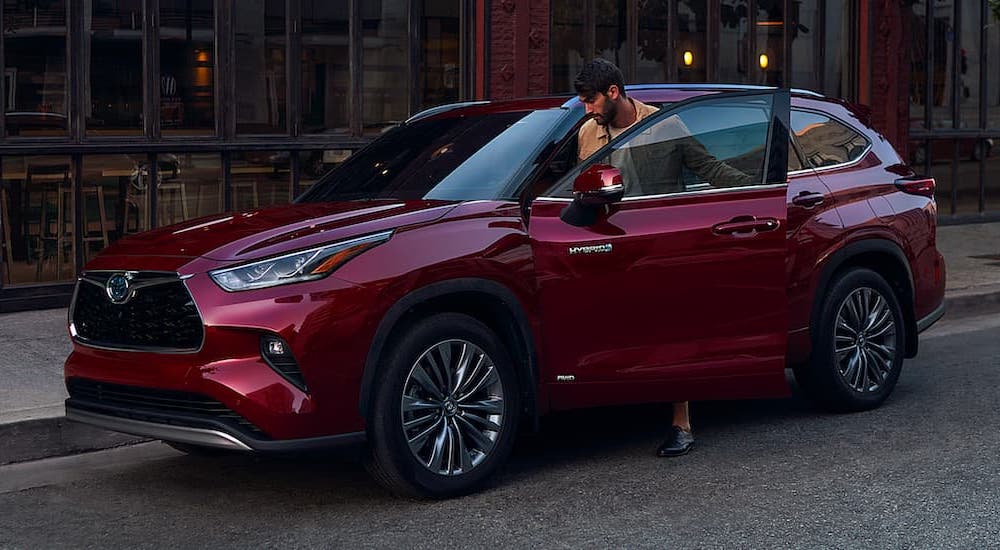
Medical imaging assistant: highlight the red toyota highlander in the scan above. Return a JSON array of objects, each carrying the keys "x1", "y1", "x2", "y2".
[{"x1": 65, "y1": 86, "x2": 946, "y2": 498}]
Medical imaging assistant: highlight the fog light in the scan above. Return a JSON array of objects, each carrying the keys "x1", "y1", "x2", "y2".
[{"x1": 260, "y1": 335, "x2": 307, "y2": 392}]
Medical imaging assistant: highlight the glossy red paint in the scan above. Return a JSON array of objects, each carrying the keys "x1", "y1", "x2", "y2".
[{"x1": 64, "y1": 86, "x2": 946, "y2": 450}]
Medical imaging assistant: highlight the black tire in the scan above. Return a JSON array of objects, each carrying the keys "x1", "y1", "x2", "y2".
[
  {"x1": 164, "y1": 441, "x2": 239, "y2": 457},
  {"x1": 794, "y1": 268, "x2": 907, "y2": 412},
  {"x1": 365, "y1": 312, "x2": 520, "y2": 499}
]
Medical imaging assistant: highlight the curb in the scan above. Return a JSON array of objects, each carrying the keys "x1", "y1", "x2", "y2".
[
  {"x1": 0, "y1": 413, "x2": 147, "y2": 466},
  {"x1": 2, "y1": 289, "x2": 999, "y2": 467},
  {"x1": 942, "y1": 288, "x2": 1000, "y2": 320}
]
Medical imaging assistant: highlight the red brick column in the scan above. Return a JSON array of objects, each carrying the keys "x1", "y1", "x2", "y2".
[
  {"x1": 870, "y1": 0, "x2": 910, "y2": 154},
  {"x1": 488, "y1": 0, "x2": 550, "y2": 99}
]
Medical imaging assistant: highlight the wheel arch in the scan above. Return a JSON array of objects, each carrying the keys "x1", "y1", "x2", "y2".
[
  {"x1": 358, "y1": 278, "x2": 540, "y2": 428},
  {"x1": 812, "y1": 238, "x2": 918, "y2": 358}
]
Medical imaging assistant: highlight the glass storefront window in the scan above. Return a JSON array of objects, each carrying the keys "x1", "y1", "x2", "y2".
[
  {"x1": 301, "y1": 0, "x2": 350, "y2": 135},
  {"x1": 958, "y1": 4, "x2": 981, "y2": 130},
  {"x1": 420, "y1": 1, "x2": 460, "y2": 109},
  {"x1": 987, "y1": 8, "x2": 1000, "y2": 130},
  {"x1": 88, "y1": 0, "x2": 144, "y2": 136},
  {"x1": 922, "y1": 138, "x2": 986, "y2": 216},
  {"x1": 636, "y1": 0, "x2": 668, "y2": 84},
  {"x1": 362, "y1": 0, "x2": 409, "y2": 135},
  {"x1": 230, "y1": 151, "x2": 291, "y2": 211},
  {"x1": 551, "y1": 0, "x2": 585, "y2": 92},
  {"x1": 788, "y1": 0, "x2": 820, "y2": 92},
  {"x1": 1, "y1": 156, "x2": 75, "y2": 284},
  {"x1": 756, "y1": 1, "x2": 783, "y2": 86},
  {"x1": 596, "y1": 0, "x2": 626, "y2": 69},
  {"x1": 909, "y1": 1, "x2": 928, "y2": 130},
  {"x1": 235, "y1": 0, "x2": 286, "y2": 135},
  {"x1": 718, "y1": 0, "x2": 749, "y2": 83},
  {"x1": 927, "y1": 2, "x2": 955, "y2": 130},
  {"x1": 160, "y1": 0, "x2": 215, "y2": 135},
  {"x1": 297, "y1": 149, "x2": 352, "y2": 197},
  {"x1": 81, "y1": 155, "x2": 151, "y2": 253},
  {"x1": 927, "y1": 141, "x2": 954, "y2": 215},
  {"x1": 986, "y1": 146, "x2": 1000, "y2": 213},
  {"x1": 823, "y1": 1, "x2": 850, "y2": 99},
  {"x1": 155, "y1": 153, "x2": 221, "y2": 226},
  {"x1": 4, "y1": 1, "x2": 68, "y2": 137},
  {"x1": 676, "y1": 0, "x2": 707, "y2": 83}
]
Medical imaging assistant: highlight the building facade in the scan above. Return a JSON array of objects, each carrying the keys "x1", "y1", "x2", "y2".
[{"x1": 0, "y1": 0, "x2": 997, "y2": 310}]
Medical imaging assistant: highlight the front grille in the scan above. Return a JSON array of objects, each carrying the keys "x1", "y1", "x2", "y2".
[
  {"x1": 67, "y1": 378, "x2": 266, "y2": 438},
  {"x1": 71, "y1": 271, "x2": 204, "y2": 351}
]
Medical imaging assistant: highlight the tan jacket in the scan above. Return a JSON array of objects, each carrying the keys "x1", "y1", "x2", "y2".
[{"x1": 577, "y1": 98, "x2": 660, "y2": 162}]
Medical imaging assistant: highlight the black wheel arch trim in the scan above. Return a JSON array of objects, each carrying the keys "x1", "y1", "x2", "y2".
[
  {"x1": 812, "y1": 238, "x2": 919, "y2": 358},
  {"x1": 358, "y1": 278, "x2": 540, "y2": 427}
]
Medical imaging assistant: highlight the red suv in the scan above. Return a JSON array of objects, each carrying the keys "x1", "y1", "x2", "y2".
[{"x1": 65, "y1": 86, "x2": 946, "y2": 498}]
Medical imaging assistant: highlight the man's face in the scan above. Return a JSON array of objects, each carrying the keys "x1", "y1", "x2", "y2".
[{"x1": 579, "y1": 85, "x2": 620, "y2": 127}]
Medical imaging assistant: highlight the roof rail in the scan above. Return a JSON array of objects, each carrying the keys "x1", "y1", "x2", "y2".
[
  {"x1": 623, "y1": 83, "x2": 825, "y2": 97},
  {"x1": 405, "y1": 100, "x2": 490, "y2": 124}
]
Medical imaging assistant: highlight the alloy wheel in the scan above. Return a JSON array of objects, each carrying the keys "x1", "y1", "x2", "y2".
[
  {"x1": 400, "y1": 339, "x2": 505, "y2": 476},
  {"x1": 834, "y1": 287, "x2": 897, "y2": 393}
]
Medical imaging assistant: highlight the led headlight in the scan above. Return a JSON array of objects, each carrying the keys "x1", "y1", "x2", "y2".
[{"x1": 209, "y1": 230, "x2": 393, "y2": 291}]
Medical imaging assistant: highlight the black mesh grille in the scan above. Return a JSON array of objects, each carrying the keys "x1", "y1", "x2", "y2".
[
  {"x1": 72, "y1": 272, "x2": 203, "y2": 351},
  {"x1": 67, "y1": 378, "x2": 266, "y2": 438}
]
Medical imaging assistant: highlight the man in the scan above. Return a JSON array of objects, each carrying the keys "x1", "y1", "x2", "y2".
[{"x1": 574, "y1": 58, "x2": 739, "y2": 457}]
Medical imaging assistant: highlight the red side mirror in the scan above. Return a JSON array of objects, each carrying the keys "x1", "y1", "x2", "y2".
[{"x1": 573, "y1": 164, "x2": 624, "y2": 205}]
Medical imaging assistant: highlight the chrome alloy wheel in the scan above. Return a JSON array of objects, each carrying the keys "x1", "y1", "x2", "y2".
[
  {"x1": 834, "y1": 287, "x2": 897, "y2": 393},
  {"x1": 401, "y1": 339, "x2": 505, "y2": 476}
]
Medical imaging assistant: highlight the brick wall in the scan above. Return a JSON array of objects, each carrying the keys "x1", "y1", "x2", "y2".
[
  {"x1": 488, "y1": 0, "x2": 550, "y2": 99},
  {"x1": 870, "y1": 0, "x2": 910, "y2": 154}
]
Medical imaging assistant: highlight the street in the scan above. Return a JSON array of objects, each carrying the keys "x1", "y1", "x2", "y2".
[{"x1": 2, "y1": 311, "x2": 999, "y2": 549}]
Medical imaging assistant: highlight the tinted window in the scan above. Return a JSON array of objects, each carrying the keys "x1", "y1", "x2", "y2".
[
  {"x1": 791, "y1": 110, "x2": 869, "y2": 168},
  {"x1": 551, "y1": 96, "x2": 772, "y2": 198},
  {"x1": 298, "y1": 109, "x2": 567, "y2": 202}
]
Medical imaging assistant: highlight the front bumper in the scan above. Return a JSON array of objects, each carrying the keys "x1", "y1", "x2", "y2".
[{"x1": 66, "y1": 399, "x2": 365, "y2": 452}]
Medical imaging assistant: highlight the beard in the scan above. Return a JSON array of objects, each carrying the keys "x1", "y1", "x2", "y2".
[{"x1": 596, "y1": 99, "x2": 619, "y2": 127}]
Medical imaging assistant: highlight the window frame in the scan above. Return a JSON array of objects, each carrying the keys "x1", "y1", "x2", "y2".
[
  {"x1": 538, "y1": 90, "x2": 790, "y2": 202},
  {"x1": 790, "y1": 106, "x2": 873, "y2": 173}
]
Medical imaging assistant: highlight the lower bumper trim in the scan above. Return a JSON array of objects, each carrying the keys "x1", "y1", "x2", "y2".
[
  {"x1": 67, "y1": 407, "x2": 253, "y2": 451},
  {"x1": 66, "y1": 403, "x2": 368, "y2": 453}
]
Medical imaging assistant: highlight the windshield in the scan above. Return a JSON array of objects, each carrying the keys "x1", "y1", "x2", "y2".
[{"x1": 297, "y1": 108, "x2": 569, "y2": 203}]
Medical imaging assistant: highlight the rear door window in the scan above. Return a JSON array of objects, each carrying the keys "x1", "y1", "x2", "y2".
[{"x1": 791, "y1": 110, "x2": 870, "y2": 169}]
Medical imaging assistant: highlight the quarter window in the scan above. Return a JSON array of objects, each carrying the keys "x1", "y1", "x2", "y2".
[{"x1": 791, "y1": 110, "x2": 869, "y2": 168}]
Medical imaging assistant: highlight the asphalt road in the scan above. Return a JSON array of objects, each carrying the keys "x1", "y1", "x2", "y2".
[{"x1": 2, "y1": 312, "x2": 999, "y2": 549}]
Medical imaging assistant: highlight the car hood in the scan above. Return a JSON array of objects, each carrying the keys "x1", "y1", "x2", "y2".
[{"x1": 99, "y1": 200, "x2": 458, "y2": 262}]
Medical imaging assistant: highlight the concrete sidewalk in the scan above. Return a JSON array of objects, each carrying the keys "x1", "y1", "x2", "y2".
[{"x1": 2, "y1": 221, "x2": 999, "y2": 464}]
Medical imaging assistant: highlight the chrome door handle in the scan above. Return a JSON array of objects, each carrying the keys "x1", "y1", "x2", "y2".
[
  {"x1": 712, "y1": 216, "x2": 780, "y2": 235},
  {"x1": 792, "y1": 191, "x2": 825, "y2": 208}
]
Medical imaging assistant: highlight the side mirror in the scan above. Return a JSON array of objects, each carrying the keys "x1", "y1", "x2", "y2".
[{"x1": 573, "y1": 164, "x2": 624, "y2": 206}]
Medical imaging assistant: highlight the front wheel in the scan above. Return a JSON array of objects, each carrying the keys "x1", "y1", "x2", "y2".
[
  {"x1": 365, "y1": 313, "x2": 520, "y2": 498},
  {"x1": 795, "y1": 268, "x2": 906, "y2": 412}
]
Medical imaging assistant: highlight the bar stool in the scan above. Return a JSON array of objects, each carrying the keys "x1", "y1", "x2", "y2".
[
  {"x1": 81, "y1": 184, "x2": 111, "y2": 261},
  {"x1": 28, "y1": 164, "x2": 73, "y2": 281},
  {"x1": 158, "y1": 179, "x2": 190, "y2": 226}
]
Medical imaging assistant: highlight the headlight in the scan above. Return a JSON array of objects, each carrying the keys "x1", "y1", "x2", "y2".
[{"x1": 209, "y1": 230, "x2": 393, "y2": 291}]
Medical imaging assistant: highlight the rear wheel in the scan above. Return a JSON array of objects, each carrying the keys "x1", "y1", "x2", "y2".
[
  {"x1": 365, "y1": 313, "x2": 520, "y2": 498},
  {"x1": 795, "y1": 268, "x2": 906, "y2": 412}
]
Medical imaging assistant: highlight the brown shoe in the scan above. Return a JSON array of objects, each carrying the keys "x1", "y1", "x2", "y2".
[{"x1": 656, "y1": 426, "x2": 694, "y2": 457}]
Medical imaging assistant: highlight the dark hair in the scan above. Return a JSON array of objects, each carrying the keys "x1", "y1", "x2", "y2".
[{"x1": 573, "y1": 58, "x2": 626, "y2": 99}]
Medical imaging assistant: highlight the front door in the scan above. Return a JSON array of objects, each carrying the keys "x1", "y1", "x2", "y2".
[{"x1": 529, "y1": 91, "x2": 792, "y2": 410}]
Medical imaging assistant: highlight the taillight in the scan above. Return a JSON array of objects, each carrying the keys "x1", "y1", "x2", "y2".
[{"x1": 895, "y1": 177, "x2": 935, "y2": 197}]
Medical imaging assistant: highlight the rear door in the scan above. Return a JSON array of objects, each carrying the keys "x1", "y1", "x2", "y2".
[{"x1": 528, "y1": 90, "x2": 792, "y2": 410}]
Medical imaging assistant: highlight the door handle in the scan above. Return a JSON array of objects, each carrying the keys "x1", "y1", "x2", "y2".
[
  {"x1": 712, "y1": 216, "x2": 780, "y2": 236},
  {"x1": 792, "y1": 191, "x2": 825, "y2": 208}
]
